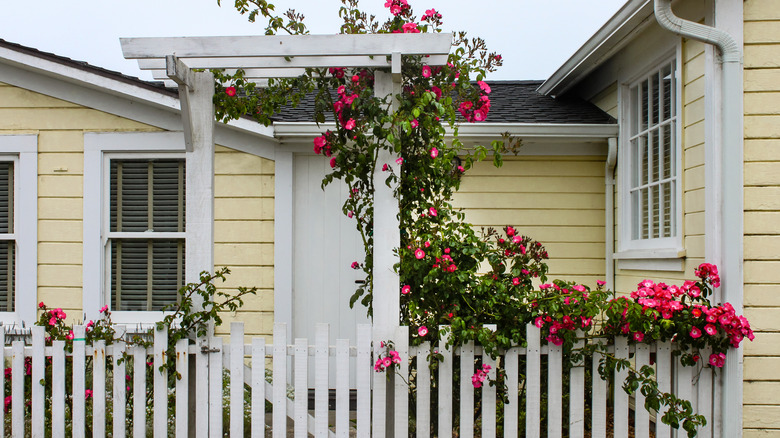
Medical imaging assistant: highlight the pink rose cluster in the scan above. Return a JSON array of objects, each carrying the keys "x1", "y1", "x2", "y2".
[
  {"x1": 374, "y1": 350, "x2": 402, "y2": 372},
  {"x1": 695, "y1": 262, "x2": 720, "y2": 288},
  {"x1": 534, "y1": 283, "x2": 593, "y2": 346},
  {"x1": 384, "y1": 0, "x2": 410, "y2": 17},
  {"x1": 689, "y1": 301, "x2": 754, "y2": 351},
  {"x1": 471, "y1": 364, "x2": 492, "y2": 388},
  {"x1": 313, "y1": 131, "x2": 335, "y2": 157},
  {"x1": 431, "y1": 247, "x2": 457, "y2": 273},
  {"x1": 459, "y1": 81, "x2": 492, "y2": 123},
  {"x1": 421, "y1": 8, "x2": 442, "y2": 21}
]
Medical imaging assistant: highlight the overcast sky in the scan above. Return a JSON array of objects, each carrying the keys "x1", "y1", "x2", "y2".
[{"x1": 0, "y1": 0, "x2": 627, "y2": 81}]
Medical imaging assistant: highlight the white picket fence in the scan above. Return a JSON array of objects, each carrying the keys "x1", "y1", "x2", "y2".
[{"x1": 0, "y1": 322, "x2": 717, "y2": 437}]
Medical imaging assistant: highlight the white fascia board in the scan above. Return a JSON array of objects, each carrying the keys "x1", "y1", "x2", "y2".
[
  {"x1": 273, "y1": 121, "x2": 618, "y2": 142},
  {"x1": 538, "y1": 0, "x2": 654, "y2": 97},
  {"x1": 0, "y1": 45, "x2": 276, "y2": 142}
]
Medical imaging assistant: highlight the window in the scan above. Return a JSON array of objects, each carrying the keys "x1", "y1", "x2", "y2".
[
  {"x1": 107, "y1": 158, "x2": 185, "y2": 311},
  {"x1": 620, "y1": 58, "x2": 681, "y2": 255},
  {"x1": 0, "y1": 161, "x2": 14, "y2": 312},
  {"x1": 0, "y1": 135, "x2": 36, "y2": 324}
]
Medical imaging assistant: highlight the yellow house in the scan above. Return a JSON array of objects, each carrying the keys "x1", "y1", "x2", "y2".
[{"x1": 0, "y1": 0, "x2": 777, "y2": 434}]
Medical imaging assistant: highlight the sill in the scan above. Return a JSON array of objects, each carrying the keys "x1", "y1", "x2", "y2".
[{"x1": 614, "y1": 248, "x2": 686, "y2": 272}]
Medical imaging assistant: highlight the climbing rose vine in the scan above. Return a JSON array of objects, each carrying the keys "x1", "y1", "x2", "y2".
[{"x1": 214, "y1": 1, "x2": 752, "y2": 435}]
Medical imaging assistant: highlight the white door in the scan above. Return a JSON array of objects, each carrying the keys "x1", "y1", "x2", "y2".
[{"x1": 293, "y1": 154, "x2": 369, "y2": 388}]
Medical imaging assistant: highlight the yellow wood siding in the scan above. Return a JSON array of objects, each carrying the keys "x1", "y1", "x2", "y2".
[
  {"x1": 213, "y1": 146, "x2": 275, "y2": 338},
  {"x1": 744, "y1": 0, "x2": 780, "y2": 433},
  {"x1": 454, "y1": 155, "x2": 606, "y2": 286}
]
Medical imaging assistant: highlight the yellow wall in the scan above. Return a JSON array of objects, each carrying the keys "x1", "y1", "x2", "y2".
[
  {"x1": 454, "y1": 154, "x2": 606, "y2": 287},
  {"x1": 742, "y1": 0, "x2": 780, "y2": 433},
  {"x1": 0, "y1": 81, "x2": 275, "y2": 337},
  {"x1": 213, "y1": 146, "x2": 275, "y2": 338}
]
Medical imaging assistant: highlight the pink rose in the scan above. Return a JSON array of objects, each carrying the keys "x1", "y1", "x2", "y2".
[
  {"x1": 401, "y1": 285, "x2": 411, "y2": 295},
  {"x1": 351, "y1": 261, "x2": 360, "y2": 269},
  {"x1": 418, "y1": 326, "x2": 428, "y2": 336},
  {"x1": 396, "y1": 157, "x2": 404, "y2": 165},
  {"x1": 690, "y1": 327, "x2": 702, "y2": 339},
  {"x1": 414, "y1": 248, "x2": 425, "y2": 259},
  {"x1": 477, "y1": 81, "x2": 491, "y2": 94},
  {"x1": 422, "y1": 65, "x2": 432, "y2": 78},
  {"x1": 330, "y1": 157, "x2": 337, "y2": 168},
  {"x1": 225, "y1": 87, "x2": 236, "y2": 97},
  {"x1": 429, "y1": 207, "x2": 437, "y2": 216},
  {"x1": 430, "y1": 147, "x2": 438, "y2": 158},
  {"x1": 344, "y1": 119, "x2": 356, "y2": 130}
]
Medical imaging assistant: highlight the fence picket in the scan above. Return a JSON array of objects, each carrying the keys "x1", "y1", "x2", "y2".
[
  {"x1": 614, "y1": 336, "x2": 629, "y2": 438},
  {"x1": 356, "y1": 324, "x2": 371, "y2": 438},
  {"x1": 460, "y1": 341, "x2": 475, "y2": 438},
  {"x1": 175, "y1": 338, "x2": 189, "y2": 438},
  {"x1": 252, "y1": 337, "x2": 266, "y2": 438},
  {"x1": 526, "y1": 324, "x2": 541, "y2": 438},
  {"x1": 72, "y1": 326, "x2": 86, "y2": 438},
  {"x1": 394, "y1": 326, "x2": 409, "y2": 438},
  {"x1": 416, "y1": 343, "x2": 431, "y2": 438},
  {"x1": 11, "y1": 341, "x2": 23, "y2": 438},
  {"x1": 52, "y1": 340, "x2": 66, "y2": 438},
  {"x1": 569, "y1": 334, "x2": 585, "y2": 438},
  {"x1": 635, "y1": 343, "x2": 650, "y2": 438},
  {"x1": 208, "y1": 336, "x2": 224, "y2": 437},
  {"x1": 504, "y1": 347, "x2": 519, "y2": 438},
  {"x1": 31, "y1": 326, "x2": 45, "y2": 438},
  {"x1": 294, "y1": 337, "x2": 308, "y2": 438},
  {"x1": 437, "y1": 326, "x2": 453, "y2": 437},
  {"x1": 548, "y1": 343, "x2": 563, "y2": 438},
  {"x1": 482, "y1": 350, "x2": 497, "y2": 438},
  {"x1": 230, "y1": 322, "x2": 246, "y2": 438},
  {"x1": 336, "y1": 338, "x2": 349, "y2": 438},
  {"x1": 153, "y1": 327, "x2": 168, "y2": 437},
  {"x1": 591, "y1": 340, "x2": 607, "y2": 438},
  {"x1": 113, "y1": 326, "x2": 127, "y2": 438},
  {"x1": 133, "y1": 344, "x2": 146, "y2": 438},
  {"x1": 697, "y1": 348, "x2": 714, "y2": 438},
  {"x1": 196, "y1": 336, "x2": 209, "y2": 438},
  {"x1": 372, "y1": 333, "x2": 387, "y2": 438},
  {"x1": 273, "y1": 323, "x2": 288, "y2": 438},
  {"x1": 655, "y1": 341, "x2": 672, "y2": 438},
  {"x1": 315, "y1": 324, "x2": 329, "y2": 438},
  {"x1": 93, "y1": 339, "x2": 106, "y2": 437}
]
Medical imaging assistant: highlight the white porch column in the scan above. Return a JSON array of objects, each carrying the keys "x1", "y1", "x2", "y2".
[{"x1": 372, "y1": 65, "x2": 402, "y2": 438}]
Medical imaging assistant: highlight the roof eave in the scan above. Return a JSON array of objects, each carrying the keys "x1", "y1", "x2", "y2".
[
  {"x1": 538, "y1": 0, "x2": 654, "y2": 97},
  {"x1": 273, "y1": 121, "x2": 618, "y2": 142}
]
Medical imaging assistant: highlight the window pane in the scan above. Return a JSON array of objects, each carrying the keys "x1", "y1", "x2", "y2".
[
  {"x1": 651, "y1": 72, "x2": 660, "y2": 126},
  {"x1": 111, "y1": 159, "x2": 185, "y2": 232},
  {"x1": 662, "y1": 181, "x2": 672, "y2": 237},
  {"x1": 641, "y1": 187, "x2": 649, "y2": 239},
  {"x1": 111, "y1": 161, "x2": 149, "y2": 232},
  {"x1": 650, "y1": 185, "x2": 659, "y2": 238},
  {"x1": 630, "y1": 86, "x2": 639, "y2": 136},
  {"x1": 662, "y1": 63, "x2": 673, "y2": 121},
  {"x1": 0, "y1": 241, "x2": 14, "y2": 312},
  {"x1": 663, "y1": 124, "x2": 672, "y2": 180},
  {"x1": 640, "y1": 134, "x2": 649, "y2": 186},
  {"x1": 651, "y1": 131, "x2": 660, "y2": 183},
  {"x1": 640, "y1": 81, "x2": 649, "y2": 132},
  {"x1": 0, "y1": 162, "x2": 11, "y2": 234},
  {"x1": 111, "y1": 239, "x2": 184, "y2": 311}
]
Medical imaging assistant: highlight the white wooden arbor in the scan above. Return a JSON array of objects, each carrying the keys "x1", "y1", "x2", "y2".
[{"x1": 121, "y1": 33, "x2": 452, "y2": 437}]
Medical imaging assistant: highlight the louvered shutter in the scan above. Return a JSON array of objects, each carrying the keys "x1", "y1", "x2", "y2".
[
  {"x1": 109, "y1": 159, "x2": 185, "y2": 311},
  {"x1": 0, "y1": 162, "x2": 13, "y2": 312}
]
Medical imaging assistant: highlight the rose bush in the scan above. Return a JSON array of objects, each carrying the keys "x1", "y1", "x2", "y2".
[{"x1": 214, "y1": 1, "x2": 753, "y2": 435}]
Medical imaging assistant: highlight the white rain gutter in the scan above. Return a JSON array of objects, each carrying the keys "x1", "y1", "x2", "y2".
[
  {"x1": 654, "y1": 0, "x2": 743, "y2": 435},
  {"x1": 605, "y1": 138, "x2": 618, "y2": 292}
]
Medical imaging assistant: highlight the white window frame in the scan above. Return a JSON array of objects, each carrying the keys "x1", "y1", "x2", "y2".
[
  {"x1": 0, "y1": 135, "x2": 37, "y2": 325},
  {"x1": 616, "y1": 52, "x2": 684, "y2": 269},
  {"x1": 84, "y1": 132, "x2": 186, "y2": 324}
]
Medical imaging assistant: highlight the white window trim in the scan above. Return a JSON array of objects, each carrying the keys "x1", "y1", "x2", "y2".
[
  {"x1": 0, "y1": 135, "x2": 37, "y2": 325},
  {"x1": 84, "y1": 131, "x2": 186, "y2": 324},
  {"x1": 616, "y1": 49, "x2": 684, "y2": 268}
]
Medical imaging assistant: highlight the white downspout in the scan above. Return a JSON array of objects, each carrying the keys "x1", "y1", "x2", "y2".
[
  {"x1": 654, "y1": 0, "x2": 743, "y2": 436},
  {"x1": 605, "y1": 138, "x2": 618, "y2": 292}
]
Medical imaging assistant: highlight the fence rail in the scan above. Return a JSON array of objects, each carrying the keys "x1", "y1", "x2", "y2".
[{"x1": 0, "y1": 322, "x2": 717, "y2": 437}]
